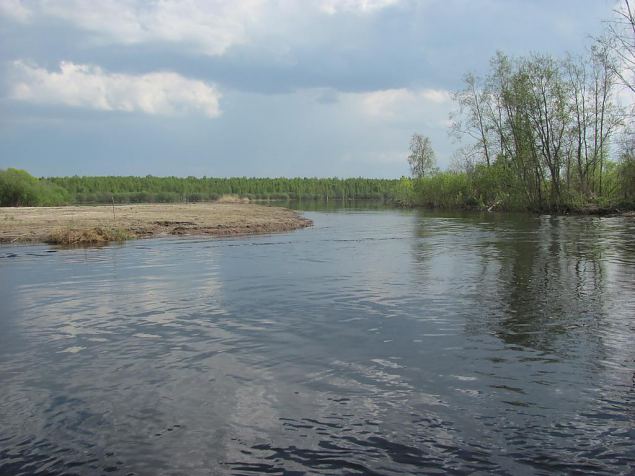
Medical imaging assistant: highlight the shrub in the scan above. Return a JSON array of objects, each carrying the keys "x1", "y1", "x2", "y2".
[{"x1": 0, "y1": 168, "x2": 69, "y2": 207}]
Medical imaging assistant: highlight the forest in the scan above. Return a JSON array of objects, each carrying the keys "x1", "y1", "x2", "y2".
[
  {"x1": 445, "y1": 49, "x2": 629, "y2": 210},
  {"x1": 398, "y1": 3, "x2": 635, "y2": 212},
  {"x1": 0, "y1": 170, "x2": 402, "y2": 206},
  {"x1": 398, "y1": 47, "x2": 635, "y2": 212}
]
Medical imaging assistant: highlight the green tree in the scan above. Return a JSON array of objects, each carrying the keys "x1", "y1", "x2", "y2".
[
  {"x1": 0, "y1": 168, "x2": 69, "y2": 207},
  {"x1": 408, "y1": 134, "x2": 437, "y2": 179},
  {"x1": 0, "y1": 168, "x2": 38, "y2": 206}
]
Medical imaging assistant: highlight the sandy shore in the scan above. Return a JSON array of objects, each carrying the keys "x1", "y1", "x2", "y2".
[{"x1": 0, "y1": 203, "x2": 312, "y2": 244}]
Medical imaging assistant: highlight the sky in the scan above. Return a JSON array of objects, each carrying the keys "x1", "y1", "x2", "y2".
[{"x1": 0, "y1": 0, "x2": 620, "y2": 178}]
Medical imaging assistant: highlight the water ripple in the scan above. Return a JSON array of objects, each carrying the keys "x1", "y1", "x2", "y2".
[{"x1": 0, "y1": 209, "x2": 633, "y2": 474}]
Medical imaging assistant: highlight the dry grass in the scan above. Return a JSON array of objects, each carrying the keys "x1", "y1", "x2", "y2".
[
  {"x1": 215, "y1": 194, "x2": 250, "y2": 204},
  {"x1": 0, "y1": 203, "x2": 311, "y2": 245},
  {"x1": 46, "y1": 226, "x2": 133, "y2": 245}
]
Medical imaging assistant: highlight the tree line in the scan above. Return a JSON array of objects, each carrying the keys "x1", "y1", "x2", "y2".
[
  {"x1": 0, "y1": 171, "x2": 403, "y2": 206},
  {"x1": 449, "y1": 48, "x2": 626, "y2": 210},
  {"x1": 49, "y1": 175, "x2": 402, "y2": 203}
]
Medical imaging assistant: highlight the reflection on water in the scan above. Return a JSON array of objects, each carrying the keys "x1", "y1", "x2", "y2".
[{"x1": 0, "y1": 208, "x2": 634, "y2": 475}]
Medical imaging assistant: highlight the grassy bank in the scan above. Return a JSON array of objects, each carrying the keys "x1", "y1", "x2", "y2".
[{"x1": 0, "y1": 203, "x2": 312, "y2": 245}]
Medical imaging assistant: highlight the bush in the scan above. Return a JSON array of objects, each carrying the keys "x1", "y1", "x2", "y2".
[
  {"x1": 414, "y1": 172, "x2": 474, "y2": 209},
  {"x1": 0, "y1": 168, "x2": 69, "y2": 207},
  {"x1": 393, "y1": 177, "x2": 415, "y2": 206}
]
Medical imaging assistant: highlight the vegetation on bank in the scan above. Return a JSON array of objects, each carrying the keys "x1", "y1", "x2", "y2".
[
  {"x1": 398, "y1": 1, "x2": 635, "y2": 212},
  {"x1": 439, "y1": 47, "x2": 633, "y2": 212},
  {"x1": 1, "y1": 169, "x2": 406, "y2": 207},
  {"x1": 0, "y1": 168, "x2": 70, "y2": 207},
  {"x1": 0, "y1": 170, "x2": 403, "y2": 206},
  {"x1": 43, "y1": 175, "x2": 402, "y2": 204},
  {"x1": 1, "y1": 158, "x2": 632, "y2": 213},
  {"x1": 394, "y1": 154, "x2": 635, "y2": 212}
]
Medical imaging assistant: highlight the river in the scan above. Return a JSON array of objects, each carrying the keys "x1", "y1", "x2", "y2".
[{"x1": 1, "y1": 206, "x2": 633, "y2": 475}]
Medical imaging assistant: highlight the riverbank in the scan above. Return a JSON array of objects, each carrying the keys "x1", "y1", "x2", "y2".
[
  {"x1": 0, "y1": 203, "x2": 312, "y2": 245},
  {"x1": 382, "y1": 201, "x2": 635, "y2": 217}
]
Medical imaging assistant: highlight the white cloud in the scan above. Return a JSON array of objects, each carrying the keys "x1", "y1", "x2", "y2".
[
  {"x1": 8, "y1": 61, "x2": 222, "y2": 118},
  {"x1": 318, "y1": 0, "x2": 399, "y2": 15},
  {"x1": 0, "y1": 0, "x2": 402, "y2": 55},
  {"x1": 350, "y1": 88, "x2": 452, "y2": 119},
  {"x1": 2, "y1": 0, "x2": 264, "y2": 56},
  {"x1": 420, "y1": 88, "x2": 452, "y2": 104},
  {"x1": 359, "y1": 88, "x2": 413, "y2": 118}
]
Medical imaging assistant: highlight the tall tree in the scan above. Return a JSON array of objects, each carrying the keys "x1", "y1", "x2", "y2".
[
  {"x1": 451, "y1": 73, "x2": 492, "y2": 167},
  {"x1": 519, "y1": 54, "x2": 570, "y2": 206},
  {"x1": 603, "y1": 0, "x2": 635, "y2": 94},
  {"x1": 407, "y1": 134, "x2": 437, "y2": 179}
]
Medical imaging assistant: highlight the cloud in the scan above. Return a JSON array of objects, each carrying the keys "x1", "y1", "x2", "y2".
[
  {"x1": 0, "y1": 0, "x2": 619, "y2": 177},
  {"x1": 420, "y1": 89, "x2": 452, "y2": 104},
  {"x1": 0, "y1": 0, "x2": 401, "y2": 56},
  {"x1": 2, "y1": 0, "x2": 264, "y2": 56},
  {"x1": 318, "y1": 0, "x2": 400, "y2": 15},
  {"x1": 350, "y1": 88, "x2": 452, "y2": 119},
  {"x1": 8, "y1": 61, "x2": 222, "y2": 118}
]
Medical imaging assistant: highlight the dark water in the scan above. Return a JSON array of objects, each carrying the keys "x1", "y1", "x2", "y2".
[{"x1": 1, "y1": 208, "x2": 634, "y2": 475}]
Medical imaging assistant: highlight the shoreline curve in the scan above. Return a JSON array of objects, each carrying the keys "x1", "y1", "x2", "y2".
[{"x1": 0, "y1": 203, "x2": 313, "y2": 245}]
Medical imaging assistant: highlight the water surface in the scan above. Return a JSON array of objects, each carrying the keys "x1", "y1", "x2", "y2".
[{"x1": 1, "y1": 207, "x2": 634, "y2": 475}]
